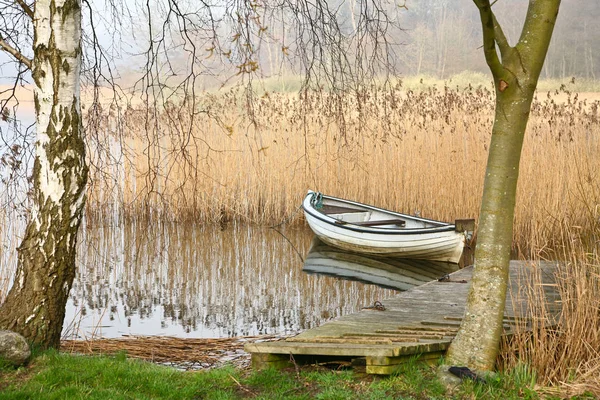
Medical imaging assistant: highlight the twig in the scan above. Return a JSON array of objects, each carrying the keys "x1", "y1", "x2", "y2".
[
  {"x1": 228, "y1": 373, "x2": 255, "y2": 395},
  {"x1": 0, "y1": 36, "x2": 32, "y2": 69},
  {"x1": 289, "y1": 352, "x2": 300, "y2": 379}
]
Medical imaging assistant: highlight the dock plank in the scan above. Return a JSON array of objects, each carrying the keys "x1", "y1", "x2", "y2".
[{"x1": 245, "y1": 260, "x2": 560, "y2": 374}]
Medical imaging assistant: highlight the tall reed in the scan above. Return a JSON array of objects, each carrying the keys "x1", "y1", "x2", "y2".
[
  {"x1": 501, "y1": 243, "x2": 600, "y2": 395},
  {"x1": 85, "y1": 82, "x2": 600, "y2": 258}
]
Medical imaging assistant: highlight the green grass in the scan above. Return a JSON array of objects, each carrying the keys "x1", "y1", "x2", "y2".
[{"x1": 0, "y1": 351, "x2": 594, "y2": 399}]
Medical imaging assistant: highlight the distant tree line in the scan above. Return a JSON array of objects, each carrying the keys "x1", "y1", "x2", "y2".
[
  {"x1": 229, "y1": 0, "x2": 596, "y2": 84},
  {"x1": 396, "y1": 0, "x2": 598, "y2": 79}
]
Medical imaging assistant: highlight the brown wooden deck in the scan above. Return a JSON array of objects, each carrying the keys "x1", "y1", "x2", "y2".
[{"x1": 245, "y1": 261, "x2": 560, "y2": 374}]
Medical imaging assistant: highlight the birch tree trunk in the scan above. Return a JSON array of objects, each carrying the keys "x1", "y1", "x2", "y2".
[
  {"x1": 0, "y1": 0, "x2": 87, "y2": 349},
  {"x1": 444, "y1": 0, "x2": 560, "y2": 372}
]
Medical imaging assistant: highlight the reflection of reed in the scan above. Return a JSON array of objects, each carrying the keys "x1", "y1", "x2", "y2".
[{"x1": 67, "y1": 222, "x2": 395, "y2": 338}]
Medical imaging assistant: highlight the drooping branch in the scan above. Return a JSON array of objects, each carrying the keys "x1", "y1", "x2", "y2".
[
  {"x1": 0, "y1": 34, "x2": 32, "y2": 69},
  {"x1": 14, "y1": 0, "x2": 34, "y2": 20},
  {"x1": 110, "y1": 0, "x2": 401, "y2": 213}
]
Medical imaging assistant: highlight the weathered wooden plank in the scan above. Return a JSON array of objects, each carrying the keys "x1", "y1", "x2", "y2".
[
  {"x1": 245, "y1": 261, "x2": 560, "y2": 375},
  {"x1": 367, "y1": 351, "x2": 445, "y2": 366},
  {"x1": 382, "y1": 326, "x2": 459, "y2": 333},
  {"x1": 343, "y1": 333, "x2": 446, "y2": 340},
  {"x1": 287, "y1": 337, "x2": 397, "y2": 345},
  {"x1": 251, "y1": 353, "x2": 292, "y2": 371},
  {"x1": 245, "y1": 340, "x2": 450, "y2": 357},
  {"x1": 366, "y1": 352, "x2": 445, "y2": 374},
  {"x1": 420, "y1": 321, "x2": 463, "y2": 328},
  {"x1": 246, "y1": 341, "x2": 398, "y2": 357}
]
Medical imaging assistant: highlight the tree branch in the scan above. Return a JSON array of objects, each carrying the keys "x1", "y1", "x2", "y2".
[
  {"x1": 473, "y1": 0, "x2": 503, "y2": 77},
  {"x1": 0, "y1": 34, "x2": 32, "y2": 69},
  {"x1": 14, "y1": 0, "x2": 34, "y2": 20},
  {"x1": 517, "y1": 0, "x2": 561, "y2": 77},
  {"x1": 491, "y1": 13, "x2": 510, "y2": 59}
]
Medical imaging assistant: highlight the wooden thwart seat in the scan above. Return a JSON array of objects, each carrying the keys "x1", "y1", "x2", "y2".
[
  {"x1": 354, "y1": 219, "x2": 406, "y2": 227},
  {"x1": 320, "y1": 205, "x2": 365, "y2": 214}
]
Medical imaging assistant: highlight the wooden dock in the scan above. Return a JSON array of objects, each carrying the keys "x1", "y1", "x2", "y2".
[{"x1": 245, "y1": 261, "x2": 560, "y2": 374}]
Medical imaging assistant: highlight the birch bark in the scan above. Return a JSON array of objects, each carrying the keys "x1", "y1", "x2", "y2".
[{"x1": 0, "y1": 0, "x2": 87, "y2": 349}]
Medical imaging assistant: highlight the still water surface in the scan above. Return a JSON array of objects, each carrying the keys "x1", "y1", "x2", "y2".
[
  {"x1": 1, "y1": 218, "x2": 456, "y2": 339},
  {"x1": 64, "y1": 221, "x2": 405, "y2": 339}
]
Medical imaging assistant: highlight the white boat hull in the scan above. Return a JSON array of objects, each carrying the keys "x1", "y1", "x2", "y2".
[{"x1": 302, "y1": 191, "x2": 467, "y2": 263}]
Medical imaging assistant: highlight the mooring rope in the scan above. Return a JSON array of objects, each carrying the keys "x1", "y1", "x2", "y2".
[
  {"x1": 269, "y1": 204, "x2": 303, "y2": 229},
  {"x1": 269, "y1": 204, "x2": 305, "y2": 262}
]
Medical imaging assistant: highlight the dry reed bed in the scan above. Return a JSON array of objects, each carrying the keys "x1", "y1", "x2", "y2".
[
  {"x1": 501, "y1": 247, "x2": 600, "y2": 397},
  {"x1": 61, "y1": 335, "x2": 280, "y2": 369},
  {"x1": 85, "y1": 84, "x2": 600, "y2": 257}
]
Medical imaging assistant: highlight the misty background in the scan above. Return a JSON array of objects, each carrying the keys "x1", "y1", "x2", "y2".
[
  {"x1": 394, "y1": 0, "x2": 598, "y2": 80},
  {"x1": 1, "y1": 0, "x2": 598, "y2": 90}
]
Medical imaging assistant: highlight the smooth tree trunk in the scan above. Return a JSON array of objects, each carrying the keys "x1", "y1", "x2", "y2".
[
  {"x1": 0, "y1": 0, "x2": 87, "y2": 349},
  {"x1": 444, "y1": 0, "x2": 560, "y2": 372}
]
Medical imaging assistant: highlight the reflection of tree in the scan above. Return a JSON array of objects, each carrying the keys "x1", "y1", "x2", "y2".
[{"x1": 69, "y1": 223, "x2": 395, "y2": 338}]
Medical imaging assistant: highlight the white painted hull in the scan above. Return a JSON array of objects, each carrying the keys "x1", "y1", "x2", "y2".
[{"x1": 302, "y1": 191, "x2": 467, "y2": 263}]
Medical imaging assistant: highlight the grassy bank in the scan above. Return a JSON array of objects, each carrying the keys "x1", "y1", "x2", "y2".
[{"x1": 2, "y1": 350, "x2": 594, "y2": 399}]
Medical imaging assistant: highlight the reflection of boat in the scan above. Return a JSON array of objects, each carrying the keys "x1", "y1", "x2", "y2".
[
  {"x1": 303, "y1": 238, "x2": 460, "y2": 291},
  {"x1": 302, "y1": 190, "x2": 471, "y2": 263}
]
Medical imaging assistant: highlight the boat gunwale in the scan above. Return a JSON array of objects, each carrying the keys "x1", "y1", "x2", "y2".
[{"x1": 302, "y1": 191, "x2": 459, "y2": 236}]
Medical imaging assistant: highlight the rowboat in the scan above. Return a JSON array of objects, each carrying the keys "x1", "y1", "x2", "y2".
[
  {"x1": 303, "y1": 238, "x2": 459, "y2": 291},
  {"x1": 302, "y1": 190, "x2": 472, "y2": 264}
]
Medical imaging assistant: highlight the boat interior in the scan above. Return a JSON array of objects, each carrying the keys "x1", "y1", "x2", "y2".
[{"x1": 318, "y1": 204, "x2": 407, "y2": 228}]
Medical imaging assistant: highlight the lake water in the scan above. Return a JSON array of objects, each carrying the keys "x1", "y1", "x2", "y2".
[
  {"x1": 63, "y1": 221, "x2": 405, "y2": 339},
  {"x1": 1, "y1": 218, "x2": 457, "y2": 339}
]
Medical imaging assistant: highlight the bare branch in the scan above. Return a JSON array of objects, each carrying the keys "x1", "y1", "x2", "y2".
[
  {"x1": 0, "y1": 33, "x2": 32, "y2": 69},
  {"x1": 491, "y1": 13, "x2": 510, "y2": 58},
  {"x1": 14, "y1": 0, "x2": 33, "y2": 20},
  {"x1": 473, "y1": 0, "x2": 503, "y2": 78}
]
